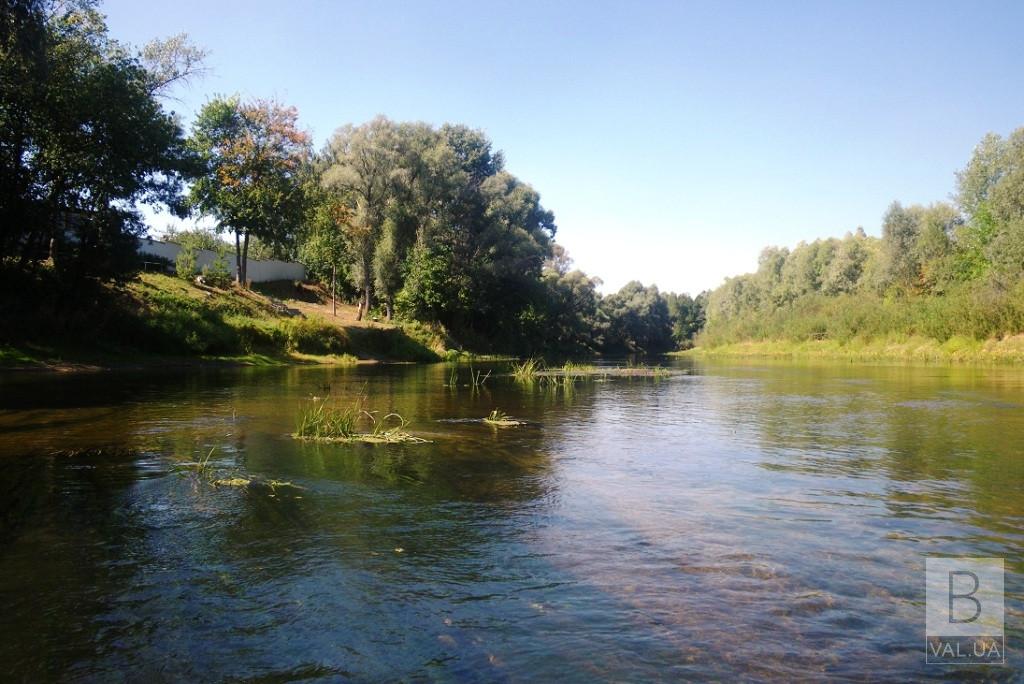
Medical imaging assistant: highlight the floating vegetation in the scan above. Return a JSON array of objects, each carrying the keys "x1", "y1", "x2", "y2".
[
  {"x1": 482, "y1": 409, "x2": 526, "y2": 427},
  {"x1": 511, "y1": 357, "x2": 543, "y2": 380},
  {"x1": 212, "y1": 477, "x2": 251, "y2": 487},
  {"x1": 534, "y1": 365, "x2": 672, "y2": 379},
  {"x1": 511, "y1": 357, "x2": 673, "y2": 383},
  {"x1": 561, "y1": 361, "x2": 595, "y2": 374},
  {"x1": 212, "y1": 477, "x2": 303, "y2": 492},
  {"x1": 293, "y1": 400, "x2": 430, "y2": 444},
  {"x1": 52, "y1": 447, "x2": 137, "y2": 459}
]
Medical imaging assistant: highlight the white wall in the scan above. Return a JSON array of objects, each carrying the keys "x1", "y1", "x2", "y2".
[{"x1": 137, "y1": 237, "x2": 306, "y2": 283}]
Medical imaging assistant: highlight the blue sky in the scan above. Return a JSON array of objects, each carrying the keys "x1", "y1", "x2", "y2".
[{"x1": 104, "y1": 0, "x2": 1024, "y2": 295}]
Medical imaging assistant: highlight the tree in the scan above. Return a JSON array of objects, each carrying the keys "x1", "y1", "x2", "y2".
[
  {"x1": 538, "y1": 266, "x2": 604, "y2": 355},
  {"x1": 822, "y1": 230, "x2": 870, "y2": 295},
  {"x1": 665, "y1": 291, "x2": 706, "y2": 349},
  {"x1": 600, "y1": 281, "x2": 673, "y2": 352},
  {"x1": 1, "y1": 0, "x2": 194, "y2": 279},
  {"x1": 879, "y1": 201, "x2": 921, "y2": 292},
  {"x1": 189, "y1": 96, "x2": 310, "y2": 286},
  {"x1": 139, "y1": 32, "x2": 208, "y2": 98},
  {"x1": 320, "y1": 118, "x2": 557, "y2": 335},
  {"x1": 297, "y1": 172, "x2": 351, "y2": 313},
  {"x1": 321, "y1": 116, "x2": 403, "y2": 319}
]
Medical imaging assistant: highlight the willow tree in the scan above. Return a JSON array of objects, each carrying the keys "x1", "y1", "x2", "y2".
[
  {"x1": 321, "y1": 117, "x2": 403, "y2": 319},
  {"x1": 188, "y1": 96, "x2": 310, "y2": 286}
]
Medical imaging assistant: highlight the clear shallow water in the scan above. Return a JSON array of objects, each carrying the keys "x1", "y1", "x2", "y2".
[{"x1": 0, "y1": 359, "x2": 1021, "y2": 681}]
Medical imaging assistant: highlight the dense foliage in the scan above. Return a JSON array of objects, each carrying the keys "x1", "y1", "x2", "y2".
[
  {"x1": 188, "y1": 97, "x2": 311, "y2": 284},
  {"x1": 1, "y1": 0, "x2": 702, "y2": 357},
  {"x1": 301, "y1": 116, "x2": 700, "y2": 353},
  {"x1": 701, "y1": 127, "x2": 1024, "y2": 347},
  {"x1": 0, "y1": 0, "x2": 194, "y2": 280}
]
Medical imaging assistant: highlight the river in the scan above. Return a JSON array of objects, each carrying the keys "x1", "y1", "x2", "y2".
[{"x1": 0, "y1": 359, "x2": 1020, "y2": 681}]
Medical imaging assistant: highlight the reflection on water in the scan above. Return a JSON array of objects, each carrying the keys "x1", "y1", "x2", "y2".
[{"x1": 0, "y1": 360, "x2": 1021, "y2": 680}]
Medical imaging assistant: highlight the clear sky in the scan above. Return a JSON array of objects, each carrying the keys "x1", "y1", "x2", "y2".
[{"x1": 103, "y1": 0, "x2": 1024, "y2": 296}]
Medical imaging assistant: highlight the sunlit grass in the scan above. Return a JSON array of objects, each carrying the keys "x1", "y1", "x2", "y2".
[
  {"x1": 511, "y1": 357, "x2": 543, "y2": 380},
  {"x1": 293, "y1": 399, "x2": 429, "y2": 443}
]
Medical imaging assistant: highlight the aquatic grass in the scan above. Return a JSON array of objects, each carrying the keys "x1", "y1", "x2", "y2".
[
  {"x1": 197, "y1": 446, "x2": 217, "y2": 473},
  {"x1": 469, "y1": 365, "x2": 491, "y2": 388},
  {"x1": 212, "y1": 477, "x2": 304, "y2": 493},
  {"x1": 172, "y1": 446, "x2": 218, "y2": 475},
  {"x1": 295, "y1": 400, "x2": 360, "y2": 439},
  {"x1": 561, "y1": 361, "x2": 595, "y2": 374},
  {"x1": 293, "y1": 399, "x2": 429, "y2": 444},
  {"x1": 532, "y1": 363, "x2": 670, "y2": 379},
  {"x1": 511, "y1": 357, "x2": 543, "y2": 381}
]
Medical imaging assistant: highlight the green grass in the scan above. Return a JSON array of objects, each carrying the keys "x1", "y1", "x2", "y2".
[
  {"x1": 511, "y1": 357, "x2": 543, "y2": 380},
  {"x1": 0, "y1": 345, "x2": 42, "y2": 367},
  {"x1": 295, "y1": 400, "x2": 360, "y2": 439},
  {"x1": 682, "y1": 334, "x2": 1024, "y2": 364},
  {"x1": 695, "y1": 283, "x2": 1024, "y2": 365},
  {"x1": 0, "y1": 268, "x2": 439, "y2": 369},
  {"x1": 561, "y1": 361, "x2": 595, "y2": 375},
  {"x1": 292, "y1": 400, "x2": 429, "y2": 444}
]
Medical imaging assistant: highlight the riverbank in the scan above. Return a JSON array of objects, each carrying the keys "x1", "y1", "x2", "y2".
[
  {"x1": 676, "y1": 335, "x2": 1024, "y2": 364},
  {"x1": 0, "y1": 269, "x2": 447, "y2": 372}
]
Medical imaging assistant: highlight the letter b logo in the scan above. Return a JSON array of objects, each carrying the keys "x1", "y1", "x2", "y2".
[
  {"x1": 948, "y1": 570, "x2": 981, "y2": 624},
  {"x1": 926, "y1": 558, "x2": 1003, "y2": 638}
]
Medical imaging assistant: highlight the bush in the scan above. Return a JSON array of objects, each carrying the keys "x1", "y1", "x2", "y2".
[
  {"x1": 282, "y1": 317, "x2": 349, "y2": 354},
  {"x1": 202, "y1": 246, "x2": 233, "y2": 289},
  {"x1": 175, "y1": 246, "x2": 197, "y2": 280}
]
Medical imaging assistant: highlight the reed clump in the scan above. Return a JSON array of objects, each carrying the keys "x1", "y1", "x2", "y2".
[
  {"x1": 511, "y1": 357, "x2": 543, "y2": 380},
  {"x1": 293, "y1": 400, "x2": 429, "y2": 444}
]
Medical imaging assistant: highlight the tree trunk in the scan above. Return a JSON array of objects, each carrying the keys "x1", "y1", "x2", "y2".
[
  {"x1": 355, "y1": 282, "x2": 371, "y2": 321},
  {"x1": 331, "y1": 263, "x2": 337, "y2": 316},
  {"x1": 240, "y1": 232, "x2": 250, "y2": 288},
  {"x1": 385, "y1": 301, "x2": 392, "y2": 321},
  {"x1": 234, "y1": 230, "x2": 242, "y2": 285}
]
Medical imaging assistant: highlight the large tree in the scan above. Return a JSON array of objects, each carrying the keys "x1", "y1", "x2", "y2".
[
  {"x1": 600, "y1": 281, "x2": 673, "y2": 353},
  {"x1": 189, "y1": 96, "x2": 310, "y2": 286},
  {"x1": 320, "y1": 116, "x2": 404, "y2": 319},
  {"x1": 1, "y1": 0, "x2": 194, "y2": 279}
]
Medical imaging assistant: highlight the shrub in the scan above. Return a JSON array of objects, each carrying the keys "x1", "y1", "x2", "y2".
[
  {"x1": 202, "y1": 246, "x2": 233, "y2": 289},
  {"x1": 175, "y1": 246, "x2": 197, "y2": 280},
  {"x1": 282, "y1": 317, "x2": 348, "y2": 354}
]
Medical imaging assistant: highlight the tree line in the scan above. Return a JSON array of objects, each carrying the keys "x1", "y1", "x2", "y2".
[
  {"x1": 702, "y1": 126, "x2": 1024, "y2": 346},
  {"x1": 1, "y1": 0, "x2": 704, "y2": 355}
]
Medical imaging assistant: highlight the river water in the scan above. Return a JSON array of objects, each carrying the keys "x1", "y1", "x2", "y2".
[{"x1": 0, "y1": 359, "x2": 1021, "y2": 681}]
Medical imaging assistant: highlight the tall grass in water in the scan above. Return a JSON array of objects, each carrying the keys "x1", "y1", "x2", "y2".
[
  {"x1": 295, "y1": 400, "x2": 359, "y2": 439},
  {"x1": 561, "y1": 361, "x2": 594, "y2": 374},
  {"x1": 470, "y1": 367, "x2": 490, "y2": 388},
  {"x1": 511, "y1": 357, "x2": 543, "y2": 380},
  {"x1": 294, "y1": 399, "x2": 427, "y2": 443}
]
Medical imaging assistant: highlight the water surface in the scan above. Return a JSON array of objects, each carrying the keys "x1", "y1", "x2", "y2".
[{"x1": 0, "y1": 359, "x2": 1021, "y2": 681}]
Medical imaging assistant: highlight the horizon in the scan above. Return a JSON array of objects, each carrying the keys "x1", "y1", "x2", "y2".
[{"x1": 104, "y1": 0, "x2": 1024, "y2": 296}]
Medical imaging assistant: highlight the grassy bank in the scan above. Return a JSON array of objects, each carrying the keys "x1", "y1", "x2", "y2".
[
  {"x1": 0, "y1": 268, "x2": 444, "y2": 371},
  {"x1": 678, "y1": 334, "x2": 1024, "y2": 364}
]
